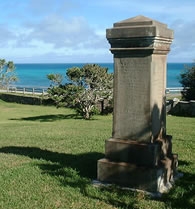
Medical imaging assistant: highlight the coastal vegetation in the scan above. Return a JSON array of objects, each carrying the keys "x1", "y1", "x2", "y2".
[
  {"x1": 47, "y1": 64, "x2": 113, "y2": 120},
  {"x1": 0, "y1": 59, "x2": 18, "y2": 89},
  {"x1": 180, "y1": 62, "x2": 195, "y2": 100},
  {"x1": 0, "y1": 100, "x2": 194, "y2": 209}
]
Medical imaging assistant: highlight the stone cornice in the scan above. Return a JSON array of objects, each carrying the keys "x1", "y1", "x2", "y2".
[{"x1": 106, "y1": 15, "x2": 173, "y2": 55}]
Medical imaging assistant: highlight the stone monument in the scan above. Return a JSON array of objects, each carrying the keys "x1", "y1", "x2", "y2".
[{"x1": 97, "y1": 16, "x2": 178, "y2": 194}]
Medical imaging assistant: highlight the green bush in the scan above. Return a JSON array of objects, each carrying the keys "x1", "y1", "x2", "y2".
[
  {"x1": 47, "y1": 64, "x2": 113, "y2": 119},
  {"x1": 180, "y1": 64, "x2": 195, "y2": 101}
]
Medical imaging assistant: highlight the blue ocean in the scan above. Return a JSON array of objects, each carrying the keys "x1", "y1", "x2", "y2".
[{"x1": 14, "y1": 63, "x2": 193, "y2": 88}]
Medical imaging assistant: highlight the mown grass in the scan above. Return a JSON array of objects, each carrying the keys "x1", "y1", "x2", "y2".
[{"x1": 0, "y1": 99, "x2": 195, "y2": 209}]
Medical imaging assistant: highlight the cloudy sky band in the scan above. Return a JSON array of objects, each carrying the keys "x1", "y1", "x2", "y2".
[{"x1": 0, "y1": 0, "x2": 194, "y2": 63}]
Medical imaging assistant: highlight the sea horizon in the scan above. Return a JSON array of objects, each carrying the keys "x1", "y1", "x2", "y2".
[
  {"x1": 12, "y1": 62, "x2": 194, "y2": 89},
  {"x1": 14, "y1": 61, "x2": 194, "y2": 64}
]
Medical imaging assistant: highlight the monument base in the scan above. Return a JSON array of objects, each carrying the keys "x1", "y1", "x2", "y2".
[
  {"x1": 97, "y1": 138, "x2": 179, "y2": 193},
  {"x1": 98, "y1": 158, "x2": 178, "y2": 193}
]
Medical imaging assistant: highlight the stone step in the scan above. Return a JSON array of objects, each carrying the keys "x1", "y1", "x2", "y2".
[
  {"x1": 105, "y1": 138, "x2": 161, "y2": 167},
  {"x1": 98, "y1": 158, "x2": 166, "y2": 193}
]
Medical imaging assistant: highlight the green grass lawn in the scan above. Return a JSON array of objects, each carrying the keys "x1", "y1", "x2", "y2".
[{"x1": 0, "y1": 99, "x2": 195, "y2": 209}]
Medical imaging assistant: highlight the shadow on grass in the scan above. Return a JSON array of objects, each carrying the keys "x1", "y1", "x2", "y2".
[
  {"x1": 0, "y1": 146, "x2": 137, "y2": 208},
  {"x1": 10, "y1": 114, "x2": 82, "y2": 122},
  {"x1": 0, "y1": 146, "x2": 100, "y2": 178},
  {"x1": 178, "y1": 159, "x2": 192, "y2": 166}
]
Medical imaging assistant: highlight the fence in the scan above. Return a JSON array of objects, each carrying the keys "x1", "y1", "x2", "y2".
[
  {"x1": 0, "y1": 86, "x2": 184, "y2": 96},
  {"x1": 165, "y1": 87, "x2": 183, "y2": 94},
  {"x1": 0, "y1": 86, "x2": 48, "y2": 95}
]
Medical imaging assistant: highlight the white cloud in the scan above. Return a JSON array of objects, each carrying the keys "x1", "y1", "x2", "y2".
[
  {"x1": 172, "y1": 20, "x2": 195, "y2": 47},
  {"x1": 0, "y1": 13, "x2": 111, "y2": 63},
  {"x1": 13, "y1": 15, "x2": 104, "y2": 49},
  {"x1": 169, "y1": 19, "x2": 195, "y2": 62},
  {"x1": 0, "y1": 24, "x2": 16, "y2": 47}
]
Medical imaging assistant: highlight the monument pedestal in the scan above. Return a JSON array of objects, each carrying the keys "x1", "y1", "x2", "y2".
[
  {"x1": 98, "y1": 159, "x2": 165, "y2": 193},
  {"x1": 98, "y1": 138, "x2": 178, "y2": 193},
  {"x1": 97, "y1": 16, "x2": 179, "y2": 194}
]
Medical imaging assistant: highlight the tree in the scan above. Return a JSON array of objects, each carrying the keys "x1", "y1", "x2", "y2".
[
  {"x1": 179, "y1": 63, "x2": 195, "y2": 101},
  {"x1": 47, "y1": 64, "x2": 113, "y2": 119},
  {"x1": 0, "y1": 59, "x2": 18, "y2": 89}
]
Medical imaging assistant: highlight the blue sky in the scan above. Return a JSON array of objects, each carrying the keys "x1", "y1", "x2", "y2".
[{"x1": 0, "y1": 0, "x2": 195, "y2": 63}]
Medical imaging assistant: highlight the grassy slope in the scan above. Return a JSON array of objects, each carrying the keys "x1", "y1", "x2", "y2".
[{"x1": 0, "y1": 99, "x2": 194, "y2": 209}]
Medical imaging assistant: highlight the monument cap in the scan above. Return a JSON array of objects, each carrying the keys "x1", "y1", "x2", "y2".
[{"x1": 106, "y1": 15, "x2": 174, "y2": 39}]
